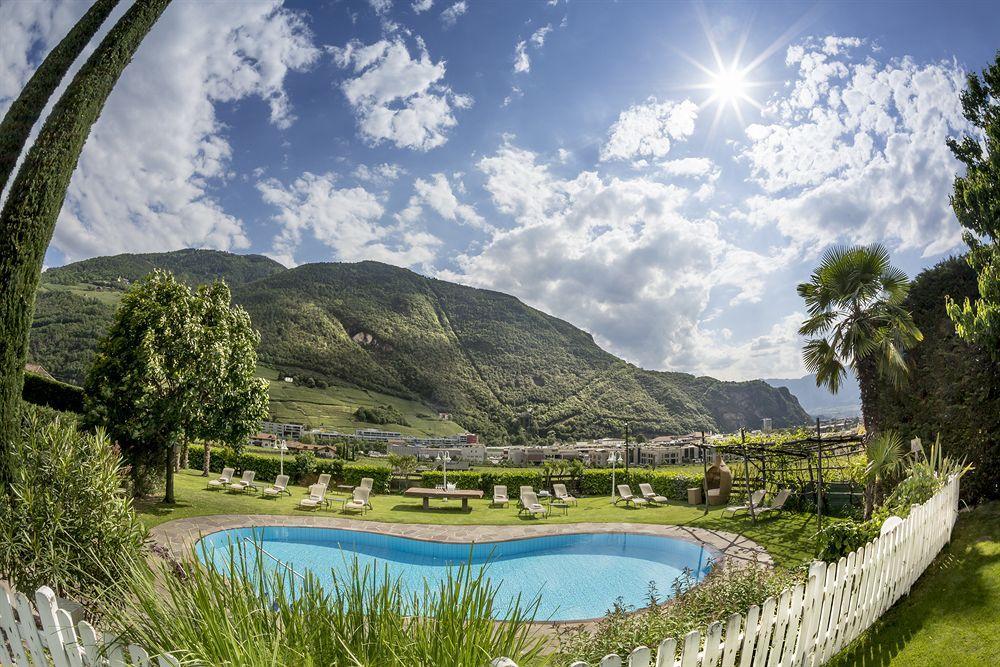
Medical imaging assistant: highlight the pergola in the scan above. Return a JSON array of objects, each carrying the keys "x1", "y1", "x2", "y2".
[{"x1": 695, "y1": 420, "x2": 864, "y2": 527}]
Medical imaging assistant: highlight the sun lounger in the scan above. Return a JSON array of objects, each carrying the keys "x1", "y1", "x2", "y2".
[
  {"x1": 299, "y1": 483, "x2": 328, "y2": 510},
  {"x1": 518, "y1": 490, "x2": 549, "y2": 518},
  {"x1": 615, "y1": 484, "x2": 648, "y2": 508},
  {"x1": 723, "y1": 489, "x2": 767, "y2": 516},
  {"x1": 552, "y1": 483, "x2": 577, "y2": 505},
  {"x1": 228, "y1": 470, "x2": 257, "y2": 493},
  {"x1": 756, "y1": 489, "x2": 791, "y2": 517},
  {"x1": 343, "y1": 486, "x2": 371, "y2": 515},
  {"x1": 316, "y1": 473, "x2": 331, "y2": 489},
  {"x1": 360, "y1": 477, "x2": 373, "y2": 491},
  {"x1": 639, "y1": 483, "x2": 669, "y2": 505},
  {"x1": 492, "y1": 485, "x2": 509, "y2": 507},
  {"x1": 262, "y1": 474, "x2": 290, "y2": 498},
  {"x1": 517, "y1": 486, "x2": 533, "y2": 508},
  {"x1": 207, "y1": 467, "x2": 234, "y2": 489}
]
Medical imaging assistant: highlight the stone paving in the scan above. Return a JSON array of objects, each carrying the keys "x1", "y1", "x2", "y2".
[{"x1": 150, "y1": 513, "x2": 772, "y2": 568}]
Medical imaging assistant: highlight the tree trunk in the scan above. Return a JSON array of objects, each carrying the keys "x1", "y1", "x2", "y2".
[
  {"x1": 0, "y1": 0, "x2": 121, "y2": 194},
  {"x1": 164, "y1": 444, "x2": 175, "y2": 504},
  {"x1": 856, "y1": 355, "x2": 880, "y2": 439},
  {"x1": 0, "y1": 0, "x2": 173, "y2": 485},
  {"x1": 202, "y1": 441, "x2": 212, "y2": 476}
]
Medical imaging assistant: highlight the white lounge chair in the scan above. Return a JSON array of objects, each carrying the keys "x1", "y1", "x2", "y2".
[
  {"x1": 360, "y1": 477, "x2": 373, "y2": 491},
  {"x1": 207, "y1": 467, "x2": 234, "y2": 489},
  {"x1": 262, "y1": 474, "x2": 290, "y2": 498},
  {"x1": 343, "y1": 487, "x2": 371, "y2": 515},
  {"x1": 492, "y1": 485, "x2": 509, "y2": 507},
  {"x1": 724, "y1": 489, "x2": 767, "y2": 516},
  {"x1": 552, "y1": 483, "x2": 577, "y2": 506},
  {"x1": 518, "y1": 490, "x2": 549, "y2": 518},
  {"x1": 316, "y1": 473, "x2": 331, "y2": 489},
  {"x1": 639, "y1": 483, "x2": 669, "y2": 505},
  {"x1": 228, "y1": 470, "x2": 256, "y2": 493},
  {"x1": 615, "y1": 484, "x2": 648, "y2": 508},
  {"x1": 299, "y1": 483, "x2": 328, "y2": 510},
  {"x1": 757, "y1": 489, "x2": 792, "y2": 517},
  {"x1": 517, "y1": 486, "x2": 533, "y2": 507}
]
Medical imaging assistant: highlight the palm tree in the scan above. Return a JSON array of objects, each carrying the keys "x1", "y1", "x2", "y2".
[
  {"x1": 798, "y1": 244, "x2": 923, "y2": 437},
  {"x1": 861, "y1": 431, "x2": 905, "y2": 519}
]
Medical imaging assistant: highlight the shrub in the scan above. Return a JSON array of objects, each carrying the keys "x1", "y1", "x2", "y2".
[
  {"x1": 104, "y1": 544, "x2": 545, "y2": 666},
  {"x1": 418, "y1": 469, "x2": 546, "y2": 495},
  {"x1": 0, "y1": 407, "x2": 147, "y2": 600},
  {"x1": 290, "y1": 451, "x2": 317, "y2": 484},
  {"x1": 342, "y1": 463, "x2": 392, "y2": 493},
  {"x1": 20, "y1": 371, "x2": 84, "y2": 413},
  {"x1": 816, "y1": 519, "x2": 881, "y2": 562},
  {"x1": 555, "y1": 564, "x2": 804, "y2": 664},
  {"x1": 353, "y1": 404, "x2": 409, "y2": 426}
]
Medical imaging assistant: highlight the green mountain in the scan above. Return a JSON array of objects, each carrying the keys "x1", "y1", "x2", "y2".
[{"x1": 30, "y1": 249, "x2": 810, "y2": 441}]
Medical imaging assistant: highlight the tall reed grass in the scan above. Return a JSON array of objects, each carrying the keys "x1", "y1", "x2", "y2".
[{"x1": 99, "y1": 539, "x2": 545, "y2": 666}]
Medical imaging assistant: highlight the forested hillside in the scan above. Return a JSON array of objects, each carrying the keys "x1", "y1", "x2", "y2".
[{"x1": 30, "y1": 249, "x2": 810, "y2": 442}]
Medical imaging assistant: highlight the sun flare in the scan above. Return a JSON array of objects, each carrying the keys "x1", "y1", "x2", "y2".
[{"x1": 708, "y1": 66, "x2": 750, "y2": 104}]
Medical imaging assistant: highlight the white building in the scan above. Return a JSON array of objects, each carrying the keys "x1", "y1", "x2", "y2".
[{"x1": 261, "y1": 421, "x2": 304, "y2": 440}]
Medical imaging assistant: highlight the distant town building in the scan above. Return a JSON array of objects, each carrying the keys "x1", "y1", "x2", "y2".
[
  {"x1": 387, "y1": 442, "x2": 487, "y2": 464},
  {"x1": 763, "y1": 418, "x2": 773, "y2": 433},
  {"x1": 261, "y1": 421, "x2": 304, "y2": 440},
  {"x1": 249, "y1": 432, "x2": 278, "y2": 447}
]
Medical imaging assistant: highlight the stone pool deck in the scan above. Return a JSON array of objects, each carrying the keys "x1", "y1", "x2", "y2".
[{"x1": 150, "y1": 514, "x2": 772, "y2": 568}]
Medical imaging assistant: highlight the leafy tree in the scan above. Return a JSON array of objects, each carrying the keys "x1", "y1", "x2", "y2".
[
  {"x1": 0, "y1": 0, "x2": 121, "y2": 193},
  {"x1": 0, "y1": 0, "x2": 172, "y2": 483},
  {"x1": 945, "y1": 51, "x2": 1000, "y2": 359},
  {"x1": 85, "y1": 270, "x2": 268, "y2": 503},
  {"x1": 387, "y1": 453, "x2": 418, "y2": 475},
  {"x1": 798, "y1": 244, "x2": 923, "y2": 436}
]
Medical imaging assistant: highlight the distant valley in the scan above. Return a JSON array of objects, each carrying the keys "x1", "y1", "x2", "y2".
[
  {"x1": 30, "y1": 249, "x2": 811, "y2": 441},
  {"x1": 764, "y1": 374, "x2": 861, "y2": 419}
]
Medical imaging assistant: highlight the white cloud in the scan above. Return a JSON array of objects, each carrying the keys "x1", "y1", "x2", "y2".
[
  {"x1": 513, "y1": 41, "x2": 530, "y2": 74},
  {"x1": 368, "y1": 0, "x2": 393, "y2": 16},
  {"x1": 332, "y1": 36, "x2": 472, "y2": 150},
  {"x1": 440, "y1": 1, "x2": 467, "y2": 28},
  {"x1": 740, "y1": 39, "x2": 969, "y2": 255},
  {"x1": 658, "y1": 157, "x2": 719, "y2": 180},
  {"x1": 690, "y1": 313, "x2": 807, "y2": 381},
  {"x1": 259, "y1": 171, "x2": 439, "y2": 268},
  {"x1": 441, "y1": 141, "x2": 780, "y2": 374},
  {"x1": 512, "y1": 23, "x2": 555, "y2": 75},
  {"x1": 396, "y1": 173, "x2": 489, "y2": 230},
  {"x1": 600, "y1": 98, "x2": 699, "y2": 162},
  {"x1": 46, "y1": 1, "x2": 319, "y2": 262},
  {"x1": 352, "y1": 162, "x2": 406, "y2": 186},
  {"x1": 412, "y1": 0, "x2": 434, "y2": 13}
]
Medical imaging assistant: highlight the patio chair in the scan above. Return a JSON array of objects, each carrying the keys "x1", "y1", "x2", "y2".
[
  {"x1": 492, "y1": 485, "x2": 509, "y2": 507},
  {"x1": 615, "y1": 484, "x2": 648, "y2": 509},
  {"x1": 316, "y1": 473, "x2": 331, "y2": 489},
  {"x1": 299, "y1": 483, "x2": 328, "y2": 510},
  {"x1": 360, "y1": 477, "x2": 374, "y2": 491},
  {"x1": 207, "y1": 467, "x2": 234, "y2": 489},
  {"x1": 756, "y1": 489, "x2": 792, "y2": 517},
  {"x1": 723, "y1": 489, "x2": 767, "y2": 517},
  {"x1": 552, "y1": 483, "x2": 578, "y2": 505},
  {"x1": 228, "y1": 470, "x2": 257, "y2": 493},
  {"x1": 343, "y1": 486, "x2": 371, "y2": 515},
  {"x1": 517, "y1": 486, "x2": 533, "y2": 508},
  {"x1": 262, "y1": 474, "x2": 290, "y2": 498},
  {"x1": 638, "y1": 483, "x2": 669, "y2": 505},
  {"x1": 518, "y1": 490, "x2": 549, "y2": 518}
]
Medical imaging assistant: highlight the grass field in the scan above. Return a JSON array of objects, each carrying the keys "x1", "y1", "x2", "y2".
[
  {"x1": 829, "y1": 502, "x2": 1000, "y2": 666},
  {"x1": 138, "y1": 469, "x2": 828, "y2": 568},
  {"x1": 260, "y1": 366, "x2": 467, "y2": 437},
  {"x1": 37, "y1": 281, "x2": 123, "y2": 306}
]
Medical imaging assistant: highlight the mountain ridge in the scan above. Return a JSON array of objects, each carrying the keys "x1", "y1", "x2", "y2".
[{"x1": 30, "y1": 249, "x2": 811, "y2": 441}]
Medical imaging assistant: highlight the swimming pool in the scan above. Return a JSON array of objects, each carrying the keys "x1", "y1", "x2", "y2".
[{"x1": 196, "y1": 527, "x2": 718, "y2": 621}]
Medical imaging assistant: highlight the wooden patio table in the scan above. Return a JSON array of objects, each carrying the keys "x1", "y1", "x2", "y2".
[{"x1": 403, "y1": 486, "x2": 484, "y2": 511}]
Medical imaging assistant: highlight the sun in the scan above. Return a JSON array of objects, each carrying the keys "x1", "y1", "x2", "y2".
[{"x1": 708, "y1": 66, "x2": 750, "y2": 104}]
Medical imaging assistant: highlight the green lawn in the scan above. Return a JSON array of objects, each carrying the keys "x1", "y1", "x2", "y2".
[
  {"x1": 829, "y1": 502, "x2": 1000, "y2": 666},
  {"x1": 138, "y1": 469, "x2": 827, "y2": 567},
  {"x1": 259, "y1": 366, "x2": 467, "y2": 437}
]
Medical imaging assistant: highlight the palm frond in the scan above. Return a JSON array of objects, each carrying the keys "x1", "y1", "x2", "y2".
[{"x1": 802, "y1": 338, "x2": 847, "y2": 393}]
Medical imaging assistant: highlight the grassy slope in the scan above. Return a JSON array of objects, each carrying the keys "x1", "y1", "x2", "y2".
[
  {"x1": 259, "y1": 366, "x2": 465, "y2": 436},
  {"x1": 138, "y1": 469, "x2": 825, "y2": 567},
  {"x1": 829, "y1": 502, "x2": 1000, "y2": 666}
]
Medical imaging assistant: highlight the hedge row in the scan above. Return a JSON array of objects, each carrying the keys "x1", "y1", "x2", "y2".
[
  {"x1": 21, "y1": 372, "x2": 84, "y2": 413},
  {"x1": 416, "y1": 468, "x2": 704, "y2": 500},
  {"x1": 186, "y1": 445, "x2": 390, "y2": 490},
  {"x1": 579, "y1": 469, "x2": 704, "y2": 501}
]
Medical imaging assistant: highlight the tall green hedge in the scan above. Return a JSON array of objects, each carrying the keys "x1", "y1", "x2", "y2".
[
  {"x1": 579, "y1": 469, "x2": 703, "y2": 500},
  {"x1": 20, "y1": 372, "x2": 84, "y2": 413}
]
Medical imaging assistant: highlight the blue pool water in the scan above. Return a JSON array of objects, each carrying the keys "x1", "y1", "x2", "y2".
[{"x1": 196, "y1": 527, "x2": 717, "y2": 621}]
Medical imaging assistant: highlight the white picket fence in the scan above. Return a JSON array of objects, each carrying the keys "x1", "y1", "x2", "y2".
[
  {"x1": 0, "y1": 585, "x2": 175, "y2": 667},
  {"x1": 540, "y1": 474, "x2": 961, "y2": 667}
]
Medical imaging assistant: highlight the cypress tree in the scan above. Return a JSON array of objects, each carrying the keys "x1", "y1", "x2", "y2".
[
  {"x1": 0, "y1": 0, "x2": 173, "y2": 482},
  {"x1": 0, "y1": 0, "x2": 121, "y2": 195}
]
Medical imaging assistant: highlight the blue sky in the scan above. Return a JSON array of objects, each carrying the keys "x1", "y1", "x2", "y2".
[{"x1": 1, "y1": 0, "x2": 998, "y2": 381}]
